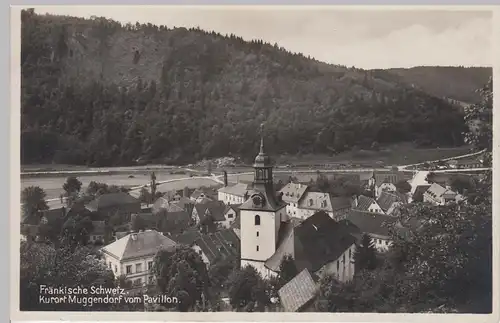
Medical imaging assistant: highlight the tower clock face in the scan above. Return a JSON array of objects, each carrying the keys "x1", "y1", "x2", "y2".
[{"x1": 252, "y1": 195, "x2": 265, "y2": 207}]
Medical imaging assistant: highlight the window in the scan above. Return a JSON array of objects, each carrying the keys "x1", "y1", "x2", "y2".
[
  {"x1": 114, "y1": 265, "x2": 117, "y2": 273},
  {"x1": 136, "y1": 263, "x2": 142, "y2": 273},
  {"x1": 108, "y1": 262, "x2": 112, "y2": 269},
  {"x1": 126, "y1": 265, "x2": 132, "y2": 274},
  {"x1": 133, "y1": 278, "x2": 142, "y2": 286},
  {"x1": 343, "y1": 254, "x2": 345, "y2": 264},
  {"x1": 255, "y1": 215, "x2": 261, "y2": 225},
  {"x1": 337, "y1": 260, "x2": 339, "y2": 271},
  {"x1": 148, "y1": 276, "x2": 154, "y2": 285},
  {"x1": 148, "y1": 261, "x2": 153, "y2": 271},
  {"x1": 228, "y1": 213, "x2": 233, "y2": 218},
  {"x1": 321, "y1": 200, "x2": 327, "y2": 208},
  {"x1": 349, "y1": 249, "x2": 351, "y2": 259},
  {"x1": 309, "y1": 199, "x2": 313, "y2": 206},
  {"x1": 256, "y1": 231, "x2": 259, "y2": 237},
  {"x1": 256, "y1": 246, "x2": 259, "y2": 251}
]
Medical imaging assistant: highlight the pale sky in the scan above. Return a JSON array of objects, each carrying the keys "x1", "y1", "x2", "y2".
[{"x1": 33, "y1": 6, "x2": 492, "y2": 69}]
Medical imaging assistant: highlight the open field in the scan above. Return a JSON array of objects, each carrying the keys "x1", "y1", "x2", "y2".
[{"x1": 274, "y1": 144, "x2": 473, "y2": 167}]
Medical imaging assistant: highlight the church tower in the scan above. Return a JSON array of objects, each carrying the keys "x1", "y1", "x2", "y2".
[{"x1": 239, "y1": 124, "x2": 287, "y2": 278}]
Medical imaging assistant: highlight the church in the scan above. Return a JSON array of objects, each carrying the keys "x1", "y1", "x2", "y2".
[{"x1": 237, "y1": 128, "x2": 357, "y2": 282}]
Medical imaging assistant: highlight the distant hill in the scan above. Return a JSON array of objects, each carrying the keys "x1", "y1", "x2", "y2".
[
  {"x1": 372, "y1": 66, "x2": 491, "y2": 105},
  {"x1": 21, "y1": 10, "x2": 471, "y2": 167}
]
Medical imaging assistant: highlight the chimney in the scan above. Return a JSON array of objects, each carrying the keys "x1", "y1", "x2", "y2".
[{"x1": 223, "y1": 171, "x2": 228, "y2": 187}]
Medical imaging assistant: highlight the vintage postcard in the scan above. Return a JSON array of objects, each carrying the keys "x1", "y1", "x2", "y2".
[{"x1": 10, "y1": 4, "x2": 497, "y2": 322}]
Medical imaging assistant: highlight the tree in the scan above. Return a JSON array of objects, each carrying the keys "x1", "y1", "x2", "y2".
[
  {"x1": 153, "y1": 246, "x2": 211, "y2": 312},
  {"x1": 353, "y1": 234, "x2": 377, "y2": 271},
  {"x1": 21, "y1": 186, "x2": 48, "y2": 218},
  {"x1": 138, "y1": 187, "x2": 151, "y2": 204},
  {"x1": 227, "y1": 265, "x2": 270, "y2": 311},
  {"x1": 60, "y1": 215, "x2": 94, "y2": 247},
  {"x1": 395, "y1": 180, "x2": 411, "y2": 194},
  {"x1": 278, "y1": 255, "x2": 298, "y2": 288},
  {"x1": 62, "y1": 176, "x2": 82, "y2": 196},
  {"x1": 131, "y1": 214, "x2": 147, "y2": 232},
  {"x1": 20, "y1": 241, "x2": 115, "y2": 311},
  {"x1": 425, "y1": 172, "x2": 437, "y2": 184},
  {"x1": 464, "y1": 77, "x2": 492, "y2": 152},
  {"x1": 208, "y1": 256, "x2": 237, "y2": 296},
  {"x1": 448, "y1": 175, "x2": 473, "y2": 195}
]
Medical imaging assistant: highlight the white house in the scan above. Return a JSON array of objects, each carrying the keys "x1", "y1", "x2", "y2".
[
  {"x1": 343, "y1": 210, "x2": 398, "y2": 252},
  {"x1": 423, "y1": 183, "x2": 461, "y2": 206},
  {"x1": 370, "y1": 171, "x2": 405, "y2": 198},
  {"x1": 219, "y1": 204, "x2": 240, "y2": 229},
  {"x1": 296, "y1": 192, "x2": 351, "y2": 221},
  {"x1": 100, "y1": 230, "x2": 177, "y2": 288},
  {"x1": 280, "y1": 182, "x2": 309, "y2": 217},
  {"x1": 352, "y1": 195, "x2": 384, "y2": 214},
  {"x1": 217, "y1": 183, "x2": 253, "y2": 205}
]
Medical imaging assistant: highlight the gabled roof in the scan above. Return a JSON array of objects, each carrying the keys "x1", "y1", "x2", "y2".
[
  {"x1": 278, "y1": 269, "x2": 318, "y2": 312},
  {"x1": 224, "y1": 204, "x2": 241, "y2": 217},
  {"x1": 342, "y1": 210, "x2": 398, "y2": 239},
  {"x1": 293, "y1": 211, "x2": 356, "y2": 273},
  {"x1": 169, "y1": 228, "x2": 201, "y2": 246},
  {"x1": 352, "y1": 195, "x2": 377, "y2": 212},
  {"x1": 230, "y1": 214, "x2": 241, "y2": 230},
  {"x1": 412, "y1": 185, "x2": 431, "y2": 202},
  {"x1": 101, "y1": 230, "x2": 176, "y2": 261},
  {"x1": 86, "y1": 192, "x2": 139, "y2": 212},
  {"x1": 373, "y1": 171, "x2": 403, "y2": 187},
  {"x1": 426, "y1": 183, "x2": 446, "y2": 197},
  {"x1": 280, "y1": 183, "x2": 309, "y2": 203},
  {"x1": 41, "y1": 207, "x2": 66, "y2": 222},
  {"x1": 217, "y1": 183, "x2": 253, "y2": 197},
  {"x1": 152, "y1": 197, "x2": 184, "y2": 214},
  {"x1": 191, "y1": 187, "x2": 218, "y2": 200},
  {"x1": 297, "y1": 192, "x2": 349, "y2": 212},
  {"x1": 194, "y1": 201, "x2": 227, "y2": 222},
  {"x1": 194, "y1": 229, "x2": 240, "y2": 263},
  {"x1": 376, "y1": 191, "x2": 405, "y2": 212}
]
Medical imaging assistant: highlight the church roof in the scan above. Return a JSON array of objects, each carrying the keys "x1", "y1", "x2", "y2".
[
  {"x1": 238, "y1": 190, "x2": 287, "y2": 212},
  {"x1": 278, "y1": 269, "x2": 318, "y2": 312}
]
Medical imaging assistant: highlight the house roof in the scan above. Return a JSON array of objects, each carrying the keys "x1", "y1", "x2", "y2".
[
  {"x1": 264, "y1": 221, "x2": 295, "y2": 271},
  {"x1": 218, "y1": 183, "x2": 253, "y2": 197},
  {"x1": 230, "y1": 214, "x2": 241, "y2": 229},
  {"x1": 280, "y1": 183, "x2": 309, "y2": 203},
  {"x1": 194, "y1": 229, "x2": 240, "y2": 263},
  {"x1": 224, "y1": 204, "x2": 241, "y2": 217},
  {"x1": 376, "y1": 191, "x2": 406, "y2": 212},
  {"x1": 297, "y1": 192, "x2": 349, "y2": 212},
  {"x1": 425, "y1": 183, "x2": 457, "y2": 199},
  {"x1": 294, "y1": 212, "x2": 356, "y2": 272},
  {"x1": 373, "y1": 171, "x2": 403, "y2": 187},
  {"x1": 412, "y1": 185, "x2": 431, "y2": 202},
  {"x1": 152, "y1": 197, "x2": 184, "y2": 214},
  {"x1": 91, "y1": 221, "x2": 106, "y2": 235},
  {"x1": 352, "y1": 195, "x2": 377, "y2": 212},
  {"x1": 169, "y1": 228, "x2": 201, "y2": 246},
  {"x1": 86, "y1": 192, "x2": 139, "y2": 212},
  {"x1": 342, "y1": 210, "x2": 398, "y2": 239},
  {"x1": 41, "y1": 207, "x2": 66, "y2": 222},
  {"x1": 278, "y1": 269, "x2": 318, "y2": 312},
  {"x1": 191, "y1": 187, "x2": 218, "y2": 201},
  {"x1": 101, "y1": 230, "x2": 176, "y2": 261},
  {"x1": 194, "y1": 201, "x2": 227, "y2": 222}
]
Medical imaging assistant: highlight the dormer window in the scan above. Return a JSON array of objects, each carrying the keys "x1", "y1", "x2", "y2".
[
  {"x1": 309, "y1": 199, "x2": 313, "y2": 207},
  {"x1": 255, "y1": 214, "x2": 261, "y2": 225}
]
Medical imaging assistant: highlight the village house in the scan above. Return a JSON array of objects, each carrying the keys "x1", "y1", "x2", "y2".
[
  {"x1": 238, "y1": 130, "x2": 357, "y2": 281},
  {"x1": 278, "y1": 268, "x2": 318, "y2": 312},
  {"x1": 280, "y1": 182, "x2": 309, "y2": 218},
  {"x1": 190, "y1": 187, "x2": 218, "y2": 203},
  {"x1": 191, "y1": 229, "x2": 240, "y2": 266},
  {"x1": 89, "y1": 220, "x2": 106, "y2": 244},
  {"x1": 376, "y1": 191, "x2": 408, "y2": 215},
  {"x1": 423, "y1": 183, "x2": 461, "y2": 206},
  {"x1": 218, "y1": 181, "x2": 253, "y2": 205},
  {"x1": 410, "y1": 184, "x2": 431, "y2": 203},
  {"x1": 296, "y1": 192, "x2": 351, "y2": 221},
  {"x1": 191, "y1": 200, "x2": 227, "y2": 230},
  {"x1": 220, "y1": 204, "x2": 241, "y2": 229},
  {"x1": 85, "y1": 192, "x2": 140, "y2": 222},
  {"x1": 100, "y1": 230, "x2": 177, "y2": 287},
  {"x1": 352, "y1": 195, "x2": 384, "y2": 214},
  {"x1": 341, "y1": 210, "x2": 398, "y2": 252},
  {"x1": 369, "y1": 170, "x2": 410, "y2": 198}
]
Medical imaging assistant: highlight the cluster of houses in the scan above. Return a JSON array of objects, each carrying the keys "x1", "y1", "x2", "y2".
[{"x1": 20, "y1": 135, "x2": 470, "y2": 312}]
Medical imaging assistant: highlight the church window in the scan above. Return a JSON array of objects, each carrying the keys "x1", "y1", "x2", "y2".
[
  {"x1": 255, "y1": 215, "x2": 261, "y2": 225},
  {"x1": 256, "y1": 246, "x2": 259, "y2": 251},
  {"x1": 256, "y1": 231, "x2": 259, "y2": 237},
  {"x1": 337, "y1": 260, "x2": 339, "y2": 271}
]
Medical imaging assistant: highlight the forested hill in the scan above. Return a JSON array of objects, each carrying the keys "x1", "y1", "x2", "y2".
[
  {"x1": 372, "y1": 66, "x2": 492, "y2": 105},
  {"x1": 21, "y1": 10, "x2": 470, "y2": 167}
]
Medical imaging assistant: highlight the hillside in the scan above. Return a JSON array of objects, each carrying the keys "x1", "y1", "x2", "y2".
[
  {"x1": 372, "y1": 66, "x2": 491, "y2": 105},
  {"x1": 21, "y1": 10, "x2": 470, "y2": 167}
]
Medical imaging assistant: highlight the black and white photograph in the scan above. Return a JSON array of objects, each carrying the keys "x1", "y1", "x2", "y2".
[{"x1": 13, "y1": 5, "x2": 494, "y2": 318}]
